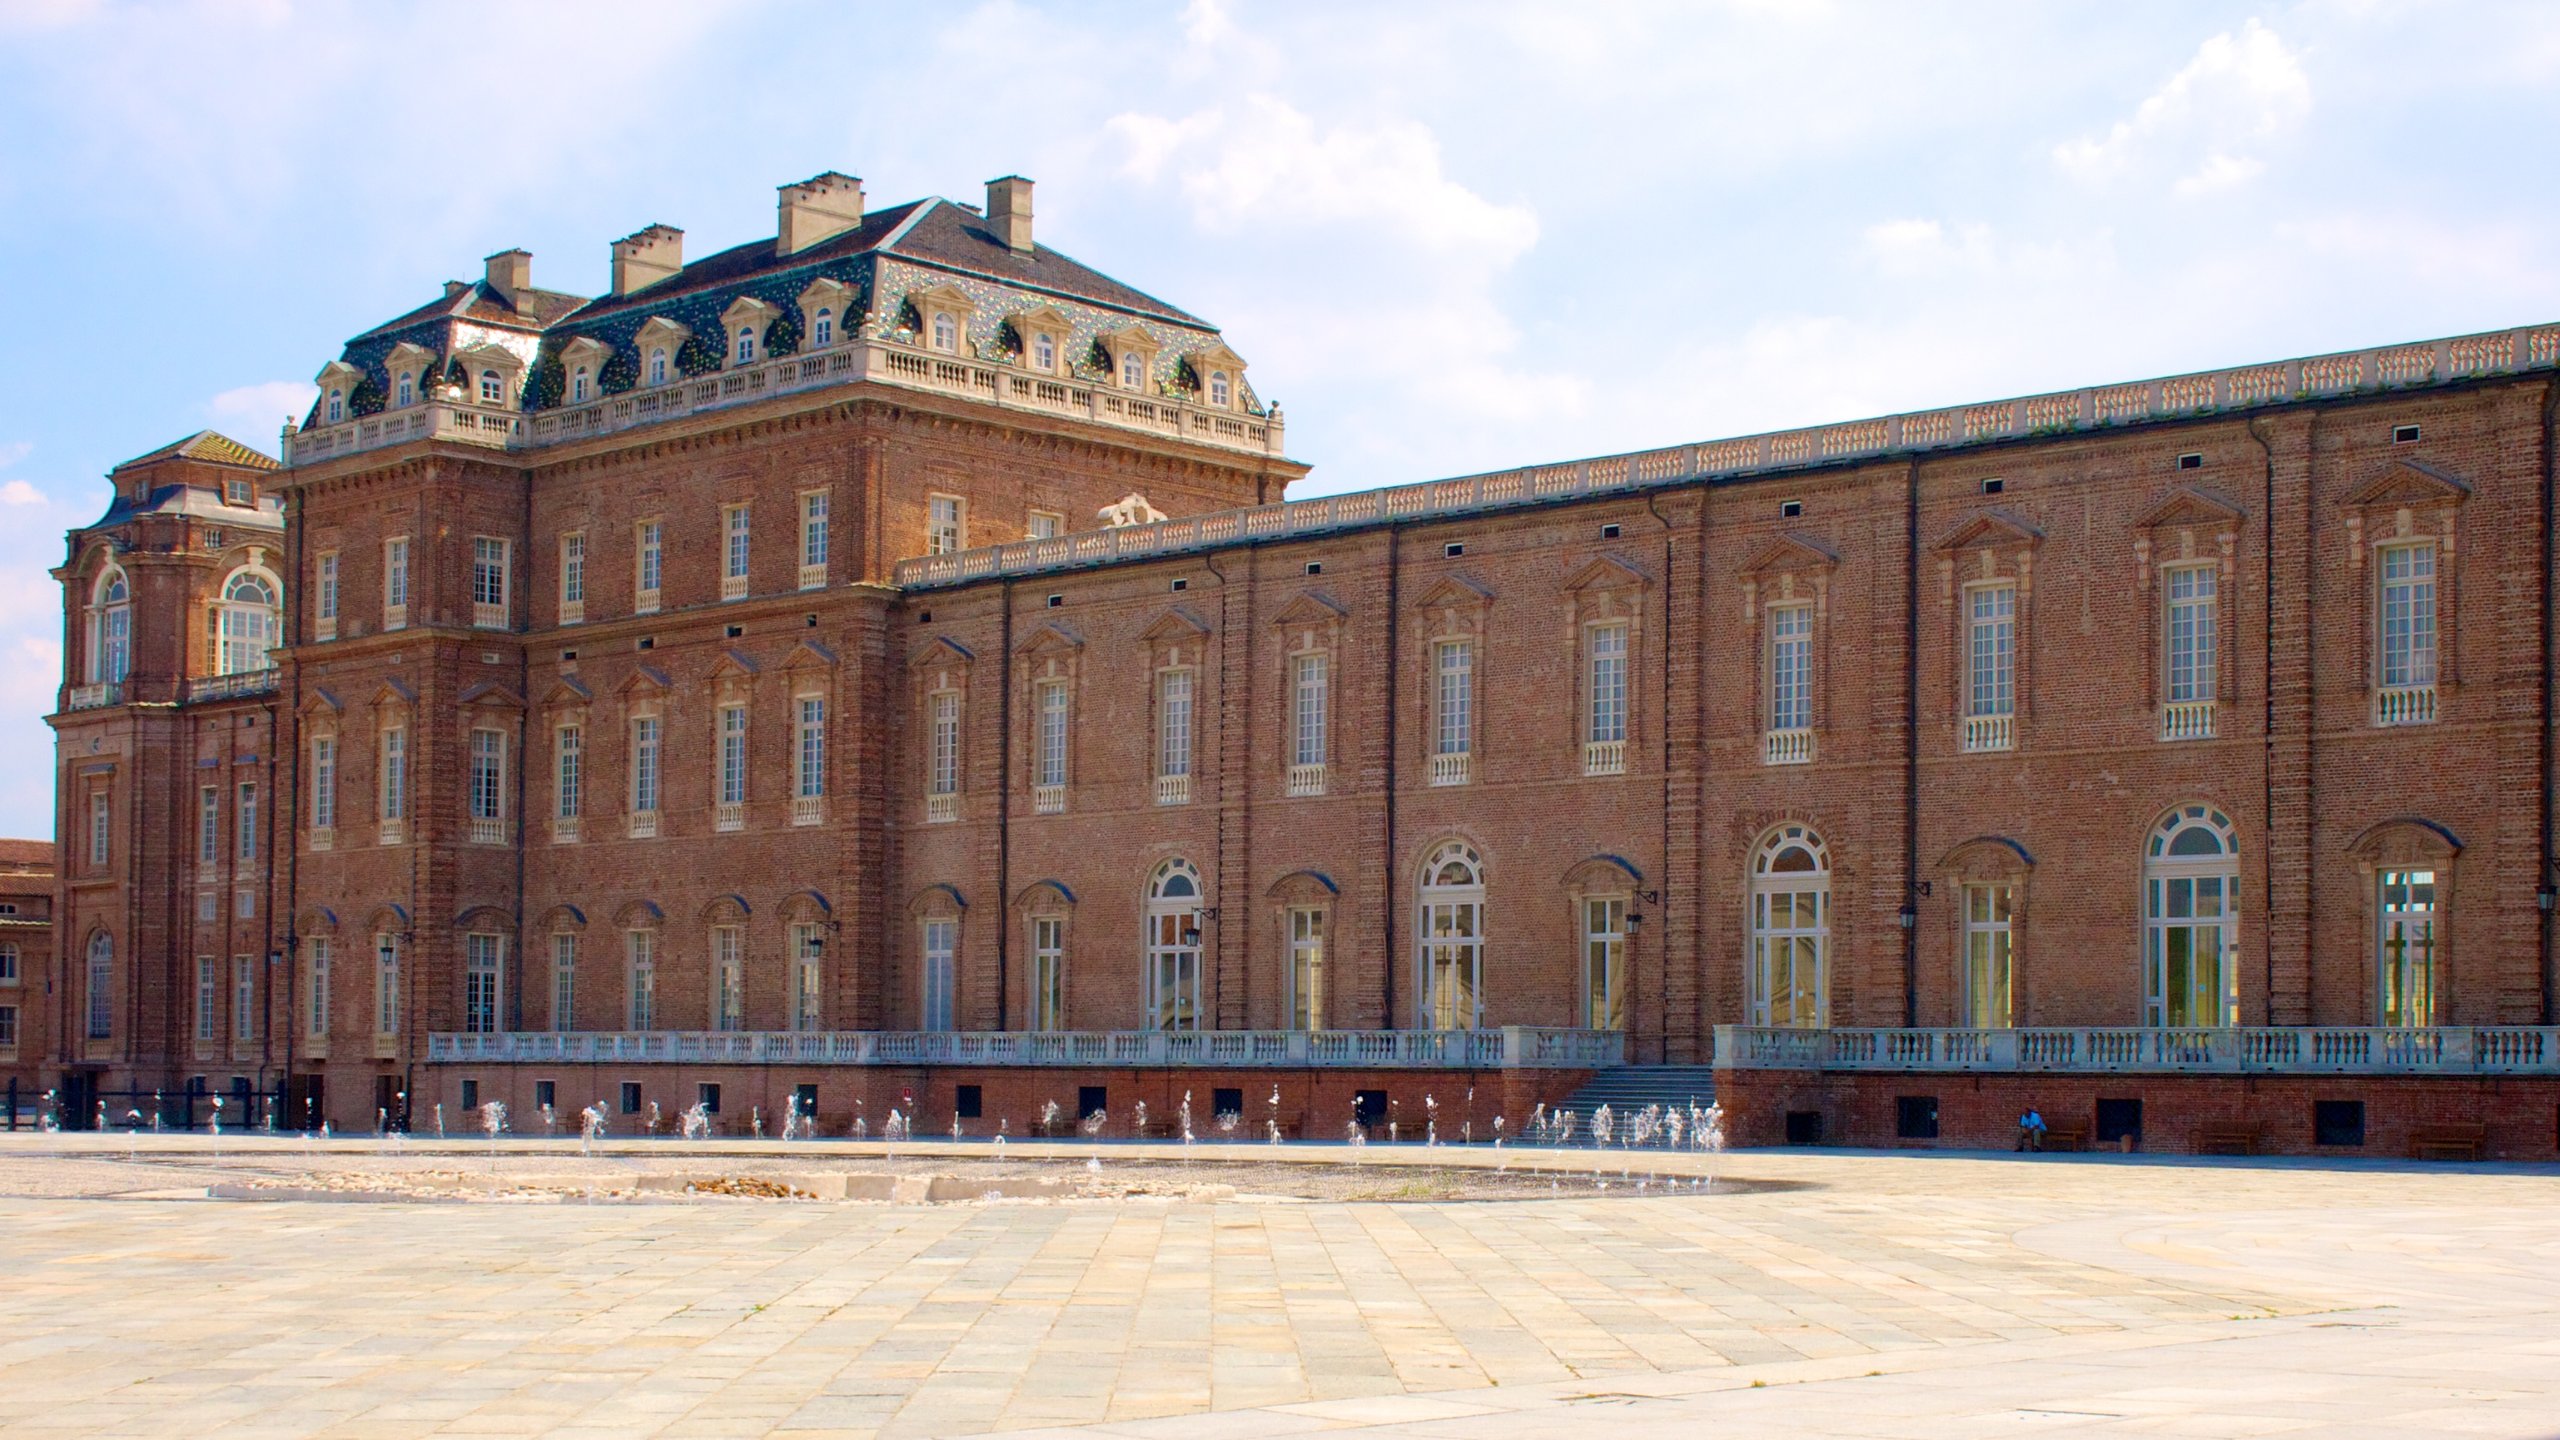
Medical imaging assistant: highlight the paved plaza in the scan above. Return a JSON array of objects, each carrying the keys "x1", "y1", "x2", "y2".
[{"x1": 0, "y1": 1137, "x2": 2555, "y2": 1438}]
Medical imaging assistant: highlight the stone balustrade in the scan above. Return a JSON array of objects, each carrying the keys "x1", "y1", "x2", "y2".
[
  {"x1": 427, "y1": 1025, "x2": 1625, "y2": 1069},
  {"x1": 897, "y1": 321, "x2": 2560, "y2": 591},
  {"x1": 1714, "y1": 1024, "x2": 2560, "y2": 1075},
  {"x1": 186, "y1": 669, "x2": 278, "y2": 703}
]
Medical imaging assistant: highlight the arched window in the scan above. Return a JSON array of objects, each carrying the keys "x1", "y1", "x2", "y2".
[
  {"x1": 396, "y1": 371, "x2": 415, "y2": 408},
  {"x1": 478, "y1": 369, "x2": 503, "y2": 404},
  {"x1": 2144, "y1": 805, "x2": 2239, "y2": 1027},
  {"x1": 1207, "y1": 370, "x2": 1231, "y2": 408},
  {"x1": 88, "y1": 568, "x2": 131, "y2": 685},
  {"x1": 571, "y1": 365, "x2": 590, "y2": 404},
  {"x1": 1032, "y1": 332, "x2": 1056, "y2": 371},
  {"x1": 1144, "y1": 859, "x2": 1203, "y2": 1032},
  {"x1": 326, "y1": 389, "x2": 345, "y2": 424},
  {"x1": 84, "y1": 932, "x2": 112, "y2": 1039},
  {"x1": 735, "y1": 326, "x2": 756, "y2": 365},
  {"x1": 931, "y1": 312, "x2": 958, "y2": 353},
  {"x1": 1748, "y1": 826, "x2": 1829, "y2": 1028},
  {"x1": 649, "y1": 347, "x2": 668, "y2": 385},
  {"x1": 1416, "y1": 841, "x2": 1484, "y2": 1029},
  {"x1": 216, "y1": 570, "x2": 279, "y2": 676},
  {"x1": 1121, "y1": 350, "x2": 1146, "y2": 390},
  {"x1": 813, "y1": 307, "x2": 834, "y2": 348}
]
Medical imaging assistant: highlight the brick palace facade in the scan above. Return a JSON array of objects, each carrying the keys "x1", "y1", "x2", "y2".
[{"x1": 28, "y1": 169, "x2": 2560, "y2": 1154}]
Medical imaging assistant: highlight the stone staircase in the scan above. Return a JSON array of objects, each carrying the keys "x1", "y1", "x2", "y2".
[{"x1": 1552, "y1": 1066, "x2": 1720, "y2": 1130}]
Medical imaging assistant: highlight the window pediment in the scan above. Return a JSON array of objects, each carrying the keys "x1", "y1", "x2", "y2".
[
  {"x1": 381, "y1": 341, "x2": 436, "y2": 379},
  {"x1": 372, "y1": 678, "x2": 417, "y2": 708},
  {"x1": 314, "y1": 359, "x2": 364, "y2": 391},
  {"x1": 1269, "y1": 590, "x2": 1348, "y2": 629},
  {"x1": 779, "y1": 639, "x2": 838, "y2": 674},
  {"x1": 1017, "y1": 622, "x2": 1085, "y2": 658},
  {"x1": 1936, "y1": 835, "x2": 2035, "y2": 882},
  {"x1": 558, "y1": 336, "x2": 612, "y2": 372},
  {"x1": 2345, "y1": 817, "x2": 2461, "y2": 868},
  {"x1": 543, "y1": 676, "x2": 593, "y2": 709},
  {"x1": 1740, "y1": 532, "x2": 1839, "y2": 577},
  {"x1": 2344, "y1": 457, "x2": 2471, "y2": 512},
  {"x1": 1931, "y1": 510, "x2": 2043, "y2": 553},
  {"x1": 299, "y1": 687, "x2": 344, "y2": 718},
  {"x1": 456, "y1": 681, "x2": 524, "y2": 711},
  {"x1": 708, "y1": 648, "x2": 760, "y2": 682},
  {"x1": 617, "y1": 665, "x2": 672, "y2": 697},
  {"x1": 1140, "y1": 607, "x2": 1212, "y2": 644},
  {"x1": 1562, "y1": 553, "x2": 1649, "y2": 595},
  {"x1": 632, "y1": 315, "x2": 691, "y2": 354},
  {"x1": 2135, "y1": 486, "x2": 2246, "y2": 533},
  {"x1": 1012, "y1": 878, "x2": 1077, "y2": 912},
  {"x1": 918, "y1": 635, "x2": 976, "y2": 666},
  {"x1": 720, "y1": 295, "x2": 778, "y2": 333},
  {"x1": 1412, "y1": 574, "x2": 1493, "y2": 612}
]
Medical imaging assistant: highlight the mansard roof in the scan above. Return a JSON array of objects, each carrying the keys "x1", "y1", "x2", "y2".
[{"x1": 114, "y1": 431, "x2": 279, "y2": 474}]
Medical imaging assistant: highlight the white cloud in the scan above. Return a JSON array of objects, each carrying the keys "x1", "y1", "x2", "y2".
[
  {"x1": 0, "y1": 441, "x2": 28, "y2": 472},
  {"x1": 2054, "y1": 20, "x2": 2311, "y2": 195},
  {"x1": 0, "y1": 481, "x2": 43, "y2": 507},
  {"x1": 205, "y1": 380, "x2": 314, "y2": 443}
]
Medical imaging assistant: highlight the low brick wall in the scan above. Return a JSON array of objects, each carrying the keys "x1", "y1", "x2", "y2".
[
  {"x1": 417, "y1": 1064, "x2": 1590, "y2": 1142},
  {"x1": 1716, "y1": 1068, "x2": 2560, "y2": 1160}
]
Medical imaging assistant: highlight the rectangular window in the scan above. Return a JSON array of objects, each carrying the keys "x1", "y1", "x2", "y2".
[
  {"x1": 384, "y1": 536, "x2": 410, "y2": 625},
  {"x1": 723, "y1": 504, "x2": 750, "y2": 596},
  {"x1": 927, "y1": 495, "x2": 964, "y2": 556},
  {"x1": 471, "y1": 536, "x2": 509, "y2": 621},
  {"x1": 1289, "y1": 907, "x2": 1325, "y2": 1030},
  {"x1": 86, "y1": 940, "x2": 111, "y2": 1039},
  {"x1": 1768, "y1": 604, "x2": 1813, "y2": 732},
  {"x1": 1036, "y1": 680, "x2": 1068, "y2": 789},
  {"x1": 469, "y1": 729, "x2": 504, "y2": 835},
  {"x1": 89, "y1": 791, "x2": 110, "y2": 867},
  {"x1": 929, "y1": 692, "x2": 960, "y2": 796},
  {"x1": 237, "y1": 889, "x2": 255, "y2": 919},
  {"x1": 2378, "y1": 544, "x2": 2438, "y2": 690},
  {"x1": 374, "y1": 935, "x2": 400, "y2": 1036},
  {"x1": 716, "y1": 704, "x2": 748, "y2": 814},
  {"x1": 560, "y1": 532, "x2": 586, "y2": 620},
  {"x1": 712, "y1": 925, "x2": 744, "y2": 1031},
  {"x1": 800, "y1": 492, "x2": 829, "y2": 578},
  {"x1": 2379, "y1": 868, "x2": 2437, "y2": 1028},
  {"x1": 311, "y1": 737, "x2": 336, "y2": 832},
  {"x1": 1588, "y1": 623, "x2": 1628, "y2": 745},
  {"x1": 1293, "y1": 654, "x2": 1328, "y2": 769},
  {"x1": 463, "y1": 934, "x2": 499, "y2": 1035},
  {"x1": 380, "y1": 728, "x2": 407, "y2": 821},
  {"x1": 0, "y1": 945, "x2": 14, "y2": 984},
  {"x1": 316, "y1": 552, "x2": 339, "y2": 629},
  {"x1": 626, "y1": 931, "x2": 656, "y2": 1030},
  {"x1": 791, "y1": 923, "x2": 822, "y2": 1031},
  {"x1": 921, "y1": 919, "x2": 956, "y2": 1031},
  {"x1": 0, "y1": 1005, "x2": 14, "y2": 1050},
  {"x1": 197, "y1": 890, "x2": 215, "y2": 922},
  {"x1": 551, "y1": 934, "x2": 576, "y2": 1031},
  {"x1": 307, "y1": 938, "x2": 330, "y2": 1039},
  {"x1": 196, "y1": 956, "x2": 217, "y2": 1042},
  {"x1": 555, "y1": 725, "x2": 582, "y2": 819},
  {"x1": 636, "y1": 520, "x2": 662, "y2": 609},
  {"x1": 237, "y1": 782, "x2": 257, "y2": 861},
  {"x1": 1158, "y1": 669, "x2": 1193, "y2": 780},
  {"x1": 1963, "y1": 884, "x2": 2014, "y2": 1028},
  {"x1": 796, "y1": 697, "x2": 826, "y2": 800},
  {"x1": 1433, "y1": 639, "x2": 1473, "y2": 786},
  {"x1": 198, "y1": 786, "x2": 219, "y2": 865},
  {"x1": 1029, "y1": 915, "x2": 1065, "y2": 1031},
  {"x1": 234, "y1": 959, "x2": 257, "y2": 1043},
  {"x1": 1583, "y1": 897, "x2": 1626, "y2": 1030},
  {"x1": 1968, "y1": 585, "x2": 2015, "y2": 717},
  {"x1": 631, "y1": 717, "x2": 661, "y2": 817},
  {"x1": 1027, "y1": 510, "x2": 1064, "y2": 542},
  {"x1": 2165, "y1": 565, "x2": 2217, "y2": 703}
]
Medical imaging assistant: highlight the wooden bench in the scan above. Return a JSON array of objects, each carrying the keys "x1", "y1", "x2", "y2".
[
  {"x1": 2042, "y1": 1121, "x2": 2089, "y2": 1154},
  {"x1": 2411, "y1": 1122, "x2": 2487, "y2": 1161},
  {"x1": 2192, "y1": 1121, "x2": 2261, "y2": 1156}
]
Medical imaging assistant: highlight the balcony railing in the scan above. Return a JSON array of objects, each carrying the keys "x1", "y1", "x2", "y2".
[
  {"x1": 926, "y1": 792, "x2": 957, "y2": 823},
  {"x1": 715, "y1": 802, "x2": 744, "y2": 832},
  {"x1": 307, "y1": 826, "x2": 333, "y2": 852},
  {"x1": 377, "y1": 818, "x2": 406, "y2": 847},
  {"x1": 472, "y1": 602, "x2": 507, "y2": 630},
  {"x1": 792, "y1": 795, "x2": 824, "y2": 826},
  {"x1": 2160, "y1": 699, "x2": 2216, "y2": 742},
  {"x1": 552, "y1": 817, "x2": 580, "y2": 845},
  {"x1": 1429, "y1": 751, "x2": 1471, "y2": 787},
  {"x1": 721, "y1": 574, "x2": 748, "y2": 602},
  {"x1": 798, "y1": 563, "x2": 827, "y2": 592},
  {"x1": 1583, "y1": 739, "x2": 1626, "y2": 776},
  {"x1": 2375, "y1": 684, "x2": 2437, "y2": 727},
  {"x1": 1156, "y1": 773, "x2": 1191, "y2": 806},
  {"x1": 559, "y1": 597, "x2": 584, "y2": 626},
  {"x1": 1032, "y1": 783, "x2": 1064, "y2": 814},
  {"x1": 1714, "y1": 1025, "x2": 2560, "y2": 1076},
  {"x1": 1763, "y1": 728, "x2": 1814, "y2": 765},
  {"x1": 282, "y1": 398, "x2": 524, "y2": 465},
  {"x1": 629, "y1": 811, "x2": 659, "y2": 839},
  {"x1": 63, "y1": 682, "x2": 121, "y2": 711},
  {"x1": 1962, "y1": 713, "x2": 2012, "y2": 753},
  {"x1": 635, "y1": 589, "x2": 660, "y2": 616},
  {"x1": 1287, "y1": 762, "x2": 1327, "y2": 797},
  {"x1": 314, "y1": 616, "x2": 337, "y2": 642},
  {"x1": 469, "y1": 816, "x2": 503, "y2": 845},
  {"x1": 428, "y1": 1025, "x2": 1624, "y2": 1070},
  {"x1": 187, "y1": 669, "x2": 278, "y2": 703}
]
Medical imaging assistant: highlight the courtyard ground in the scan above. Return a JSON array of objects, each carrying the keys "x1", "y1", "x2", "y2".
[{"x1": 0, "y1": 1134, "x2": 2553, "y2": 1437}]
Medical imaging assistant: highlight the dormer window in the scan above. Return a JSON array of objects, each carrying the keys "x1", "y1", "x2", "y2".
[
  {"x1": 649, "y1": 348, "x2": 668, "y2": 385},
  {"x1": 326, "y1": 389, "x2": 345, "y2": 424},
  {"x1": 571, "y1": 366, "x2": 590, "y2": 404},
  {"x1": 931, "y1": 312, "x2": 958, "y2": 353},
  {"x1": 735, "y1": 327, "x2": 757, "y2": 365},
  {"x1": 478, "y1": 370, "x2": 503, "y2": 404},
  {"x1": 1032, "y1": 333, "x2": 1056, "y2": 371},
  {"x1": 1207, "y1": 371, "x2": 1231, "y2": 408},
  {"x1": 1122, "y1": 351, "x2": 1146, "y2": 389},
  {"x1": 225, "y1": 479, "x2": 251, "y2": 506},
  {"x1": 216, "y1": 569, "x2": 280, "y2": 676},
  {"x1": 396, "y1": 373, "x2": 414, "y2": 408},
  {"x1": 814, "y1": 308, "x2": 834, "y2": 347}
]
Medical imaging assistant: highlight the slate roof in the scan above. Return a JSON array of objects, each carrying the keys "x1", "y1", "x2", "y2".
[{"x1": 114, "y1": 431, "x2": 280, "y2": 473}]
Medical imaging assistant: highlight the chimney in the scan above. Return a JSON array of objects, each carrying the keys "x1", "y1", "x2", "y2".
[
  {"x1": 483, "y1": 248, "x2": 533, "y2": 307},
  {"x1": 610, "y1": 224, "x2": 686, "y2": 297},
  {"x1": 777, "y1": 171, "x2": 865, "y2": 256},
  {"x1": 986, "y1": 175, "x2": 1035, "y2": 252}
]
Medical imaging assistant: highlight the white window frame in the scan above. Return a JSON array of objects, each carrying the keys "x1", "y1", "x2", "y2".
[
  {"x1": 373, "y1": 933, "x2": 401, "y2": 1038},
  {"x1": 799, "y1": 491, "x2": 829, "y2": 588},
  {"x1": 1432, "y1": 639, "x2": 1473, "y2": 785},
  {"x1": 316, "y1": 552, "x2": 339, "y2": 640},
  {"x1": 927, "y1": 494, "x2": 965, "y2": 556},
  {"x1": 625, "y1": 930, "x2": 656, "y2": 1030},
  {"x1": 464, "y1": 933, "x2": 502, "y2": 1035},
  {"x1": 1035, "y1": 679, "x2": 1068, "y2": 807},
  {"x1": 722, "y1": 504, "x2": 750, "y2": 600},
  {"x1": 791, "y1": 923, "x2": 823, "y2": 1031},
  {"x1": 2378, "y1": 867, "x2": 2438, "y2": 1029},
  {"x1": 468, "y1": 728, "x2": 505, "y2": 842},
  {"x1": 795, "y1": 696, "x2": 826, "y2": 821},
  {"x1": 715, "y1": 703, "x2": 747, "y2": 829},
  {"x1": 550, "y1": 933, "x2": 577, "y2": 1032},
  {"x1": 1156, "y1": 667, "x2": 1193, "y2": 804},
  {"x1": 559, "y1": 531, "x2": 586, "y2": 625},
  {"x1": 1287, "y1": 906, "x2": 1324, "y2": 1030},
  {"x1": 711, "y1": 925, "x2": 744, "y2": 1032},
  {"x1": 1144, "y1": 860, "x2": 1203, "y2": 1032},
  {"x1": 921, "y1": 919, "x2": 957, "y2": 1031},
  {"x1": 1583, "y1": 895, "x2": 1626, "y2": 1030},
  {"x1": 306, "y1": 938, "x2": 330, "y2": 1040},
  {"x1": 1416, "y1": 842, "x2": 1484, "y2": 1030},
  {"x1": 2142, "y1": 806, "x2": 2239, "y2": 1028},
  {"x1": 630, "y1": 716, "x2": 662, "y2": 834},
  {"x1": 1962, "y1": 883, "x2": 2014, "y2": 1028},
  {"x1": 470, "y1": 536, "x2": 509, "y2": 628},
  {"x1": 635, "y1": 519, "x2": 662, "y2": 613},
  {"x1": 1747, "y1": 826, "x2": 1829, "y2": 1028},
  {"x1": 310, "y1": 736, "x2": 336, "y2": 836},
  {"x1": 1029, "y1": 915, "x2": 1065, "y2": 1032},
  {"x1": 383, "y1": 536, "x2": 410, "y2": 630}
]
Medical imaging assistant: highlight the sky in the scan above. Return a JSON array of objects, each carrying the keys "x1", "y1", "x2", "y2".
[{"x1": 0, "y1": 0, "x2": 2556, "y2": 841}]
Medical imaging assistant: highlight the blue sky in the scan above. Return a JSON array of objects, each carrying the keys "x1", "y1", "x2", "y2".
[{"x1": 0, "y1": 0, "x2": 2555, "y2": 841}]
